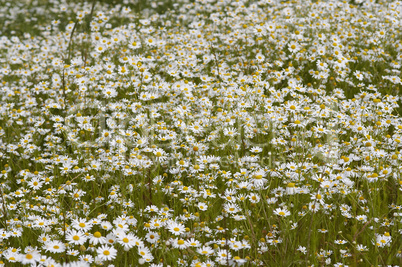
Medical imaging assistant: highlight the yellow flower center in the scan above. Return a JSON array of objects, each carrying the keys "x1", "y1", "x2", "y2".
[{"x1": 94, "y1": 232, "x2": 102, "y2": 238}]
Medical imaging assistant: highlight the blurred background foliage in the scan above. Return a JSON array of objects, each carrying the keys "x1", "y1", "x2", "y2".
[{"x1": 0, "y1": 0, "x2": 176, "y2": 37}]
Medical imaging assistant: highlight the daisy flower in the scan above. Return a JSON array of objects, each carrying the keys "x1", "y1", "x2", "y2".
[
  {"x1": 137, "y1": 246, "x2": 152, "y2": 258},
  {"x1": 223, "y1": 127, "x2": 237, "y2": 137},
  {"x1": 45, "y1": 240, "x2": 66, "y2": 253},
  {"x1": 334, "y1": 240, "x2": 348, "y2": 245},
  {"x1": 72, "y1": 219, "x2": 93, "y2": 232},
  {"x1": 274, "y1": 207, "x2": 291, "y2": 217},
  {"x1": 186, "y1": 238, "x2": 201, "y2": 248},
  {"x1": 21, "y1": 250, "x2": 41, "y2": 265},
  {"x1": 197, "y1": 202, "x2": 208, "y2": 211},
  {"x1": 250, "y1": 146, "x2": 262, "y2": 153},
  {"x1": 118, "y1": 233, "x2": 137, "y2": 251},
  {"x1": 79, "y1": 254, "x2": 94, "y2": 263},
  {"x1": 3, "y1": 248, "x2": 20, "y2": 263},
  {"x1": 374, "y1": 233, "x2": 392, "y2": 247},
  {"x1": 153, "y1": 148, "x2": 168, "y2": 163},
  {"x1": 288, "y1": 41, "x2": 301, "y2": 53},
  {"x1": 167, "y1": 221, "x2": 186, "y2": 236},
  {"x1": 66, "y1": 229, "x2": 87, "y2": 245},
  {"x1": 252, "y1": 169, "x2": 268, "y2": 187},
  {"x1": 89, "y1": 231, "x2": 107, "y2": 245},
  {"x1": 171, "y1": 238, "x2": 188, "y2": 249},
  {"x1": 96, "y1": 245, "x2": 117, "y2": 261},
  {"x1": 145, "y1": 231, "x2": 159, "y2": 244},
  {"x1": 196, "y1": 245, "x2": 214, "y2": 256}
]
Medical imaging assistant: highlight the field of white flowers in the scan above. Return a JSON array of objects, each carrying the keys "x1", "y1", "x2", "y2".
[{"x1": 1, "y1": 0, "x2": 402, "y2": 266}]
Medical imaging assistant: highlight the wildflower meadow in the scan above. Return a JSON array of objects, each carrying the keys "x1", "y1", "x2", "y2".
[{"x1": 1, "y1": 0, "x2": 402, "y2": 266}]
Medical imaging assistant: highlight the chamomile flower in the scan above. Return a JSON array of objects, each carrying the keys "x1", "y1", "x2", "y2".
[
  {"x1": 167, "y1": 221, "x2": 186, "y2": 236},
  {"x1": 374, "y1": 232, "x2": 392, "y2": 247},
  {"x1": 198, "y1": 202, "x2": 208, "y2": 211},
  {"x1": 288, "y1": 41, "x2": 301, "y2": 53},
  {"x1": 186, "y1": 238, "x2": 201, "y2": 248},
  {"x1": 96, "y1": 245, "x2": 117, "y2": 261},
  {"x1": 252, "y1": 169, "x2": 268, "y2": 187},
  {"x1": 145, "y1": 231, "x2": 159, "y2": 244},
  {"x1": 118, "y1": 233, "x2": 137, "y2": 250},
  {"x1": 196, "y1": 245, "x2": 214, "y2": 256},
  {"x1": 137, "y1": 246, "x2": 152, "y2": 259},
  {"x1": 21, "y1": 250, "x2": 41, "y2": 265},
  {"x1": 72, "y1": 219, "x2": 93, "y2": 232},
  {"x1": 274, "y1": 207, "x2": 291, "y2": 217},
  {"x1": 45, "y1": 240, "x2": 66, "y2": 253},
  {"x1": 224, "y1": 127, "x2": 237, "y2": 137},
  {"x1": 171, "y1": 238, "x2": 188, "y2": 249},
  {"x1": 250, "y1": 146, "x2": 262, "y2": 153},
  {"x1": 66, "y1": 229, "x2": 87, "y2": 245},
  {"x1": 153, "y1": 148, "x2": 167, "y2": 162},
  {"x1": 89, "y1": 231, "x2": 107, "y2": 245}
]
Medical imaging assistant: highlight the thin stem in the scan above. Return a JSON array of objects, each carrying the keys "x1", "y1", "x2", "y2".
[
  {"x1": 305, "y1": 203, "x2": 316, "y2": 264},
  {"x1": 0, "y1": 186, "x2": 8, "y2": 231},
  {"x1": 67, "y1": 22, "x2": 78, "y2": 62}
]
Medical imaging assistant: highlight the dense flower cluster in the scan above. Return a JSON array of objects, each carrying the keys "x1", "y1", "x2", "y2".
[{"x1": 0, "y1": 0, "x2": 402, "y2": 266}]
